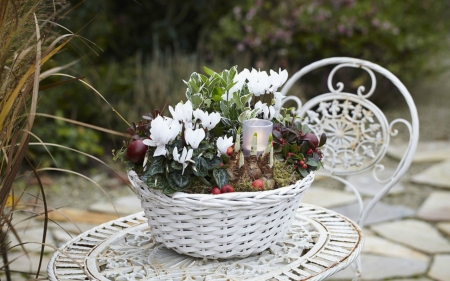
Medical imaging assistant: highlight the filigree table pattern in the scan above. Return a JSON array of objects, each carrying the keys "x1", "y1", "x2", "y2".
[{"x1": 48, "y1": 204, "x2": 363, "y2": 281}]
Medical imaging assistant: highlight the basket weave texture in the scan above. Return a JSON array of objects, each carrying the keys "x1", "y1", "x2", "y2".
[{"x1": 128, "y1": 170, "x2": 315, "y2": 259}]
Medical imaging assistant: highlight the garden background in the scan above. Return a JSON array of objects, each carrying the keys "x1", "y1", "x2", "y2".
[{"x1": 1, "y1": 0, "x2": 450, "y2": 279}]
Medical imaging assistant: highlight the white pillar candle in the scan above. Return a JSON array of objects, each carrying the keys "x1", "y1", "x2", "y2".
[{"x1": 242, "y1": 119, "x2": 273, "y2": 156}]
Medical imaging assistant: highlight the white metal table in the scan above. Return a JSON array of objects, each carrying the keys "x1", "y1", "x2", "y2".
[{"x1": 47, "y1": 204, "x2": 363, "y2": 280}]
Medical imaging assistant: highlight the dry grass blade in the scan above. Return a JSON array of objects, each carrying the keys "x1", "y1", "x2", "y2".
[
  {"x1": 31, "y1": 113, "x2": 129, "y2": 137},
  {"x1": 36, "y1": 167, "x2": 121, "y2": 217},
  {"x1": 28, "y1": 142, "x2": 133, "y2": 188},
  {"x1": 25, "y1": 157, "x2": 48, "y2": 279}
]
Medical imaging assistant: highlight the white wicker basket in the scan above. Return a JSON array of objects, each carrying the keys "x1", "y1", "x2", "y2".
[{"x1": 128, "y1": 170, "x2": 315, "y2": 259}]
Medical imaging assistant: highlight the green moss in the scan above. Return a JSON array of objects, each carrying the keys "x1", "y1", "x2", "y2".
[{"x1": 273, "y1": 159, "x2": 300, "y2": 187}]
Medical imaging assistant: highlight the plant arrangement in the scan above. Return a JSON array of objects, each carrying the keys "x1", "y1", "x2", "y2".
[{"x1": 114, "y1": 66, "x2": 326, "y2": 195}]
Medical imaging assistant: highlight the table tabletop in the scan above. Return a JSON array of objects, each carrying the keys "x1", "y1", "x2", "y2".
[{"x1": 47, "y1": 204, "x2": 363, "y2": 281}]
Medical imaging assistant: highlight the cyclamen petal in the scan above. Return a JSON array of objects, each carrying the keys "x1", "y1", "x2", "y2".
[
  {"x1": 216, "y1": 136, "x2": 233, "y2": 155},
  {"x1": 204, "y1": 112, "x2": 221, "y2": 130},
  {"x1": 173, "y1": 146, "x2": 193, "y2": 175},
  {"x1": 185, "y1": 128, "x2": 205, "y2": 149},
  {"x1": 169, "y1": 100, "x2": 193, "y2": 123}
]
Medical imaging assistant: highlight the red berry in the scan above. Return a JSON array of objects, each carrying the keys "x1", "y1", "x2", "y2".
[
  {"x1": 210, "y1": 187, "x2": 221, "y2": 194},
  {"x1": 125, "y1": 139, "x2": 148, "y2": 163},
  {"x1": 302, "y1": 164, "x2": 307, "y2": 169},
  {"x1": 221, "y1": 184, "x2": 234, "y2": 193},
  {"x1": 299, "y1": 160, "x2": 305, "y2": 165},
  {"x1": 226, "y1": 146, "x2": 233, "y2": 156},
  {"x1": 251, "y1": 179, "x2": 264, "y2": 189},
  {"x1": 305, "y1": 132, "x2": 319, "y2": 148}
]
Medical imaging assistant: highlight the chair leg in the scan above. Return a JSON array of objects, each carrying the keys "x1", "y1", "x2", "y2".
[{"x1": 352, "y1": 255, "x2": 362, "y2": 280}]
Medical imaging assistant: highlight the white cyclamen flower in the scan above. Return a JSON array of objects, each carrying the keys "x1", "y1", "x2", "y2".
[
  {"x1": 268, "y1": 68, "x2": 288, "y2": 93},
  {"x1": 173, "y1": 146, "x2": 193, "y2": 175},
  {"x1": 273, "y1": 91, "x2": 286, "y2": 111},
  {"x1": 193, "y1": 109, "x2": 221, "y2": 130},
  {"x1": 143, "y1": 115, "x2": 182, "y2": 157},
  {"x1": 185, "y1": 127, "x2": 205, "y2": 149},
  {"x1": 169, "y1": 100, "x2": 193, "y2": 124},
  {"x1": 216, "y1": 136, "x2": 234, "y2": 156},
  {"x1": 254, "y1": 101, "x2": 275, "y2": 120},
  {"x1": 247, "y1": 68, "x2": 270, "y2": 96}
]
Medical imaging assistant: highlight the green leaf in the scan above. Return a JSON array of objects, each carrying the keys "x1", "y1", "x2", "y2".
[
  {"x1": 302, "y1": 124, "x2": 312, "y2": 134},
  {"x1": 240, "y1": 93, "x2": 252, "y2": 106},
  {"x1": 299, "y1": 168, "x2": 309, "y2": 178},
  {"x1": 213, "y1": 168, "x2": 229, "y2": 188},
  {"x1": 208, "y1": 156, "x2": 223, "y2": 169},
  {"x1": 145, "y1": 174, "x2": 170, "y2": 190},
  {"x1": 190, "y1": 93, "x2": 203, "y2": 108},
  {"x1": 171, "y1": 161, "x2": 183, "y2": 170},
  {"x1": 204, "y1": 66, "x2": 216, "y2": 76},
  {"x1": 319, "y1": 132, "x2": 327, "y2": 147},
  {"x1": 203, "y1": 151, "x2": 214, "y2": 160},
  {"x1": 212, "y1": 87, "x2": 224, "y2": 102},
  {"x1": 167, "y1": 170, "x2": 191, "y2": 191},
  {"x1": 193, "y1": 156, "x2": 209, "y2": 177},
  {"x1": 306, "y1": 158, "x2": 318, "y2": 167},
  {"x1": 146, "y1": 156, "x2": 166, "y2": 176},
  {"x1": 281, "y1": 143, "x2": 290, "y2": 156}
]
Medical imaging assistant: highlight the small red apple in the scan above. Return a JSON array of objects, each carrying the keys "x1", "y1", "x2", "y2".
[
  {"x1": 251, "y1": 179, "x2": 264, "y2": 189},
  {"x1": 305, "y1": 132, "x2": 319, "y2": 148},
  {"x1": 221, "y1": 184, "x2": 234, "y2": 193},
  {"x1": 125, "y1": 139, "x2": 148, "y2": 163},
  {"x1": 210, "y1": 187, "x2": 221, "y2": 194}
]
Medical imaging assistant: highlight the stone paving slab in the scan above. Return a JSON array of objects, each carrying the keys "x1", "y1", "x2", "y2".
[
  {"x1": 417, "y1": 191, "x2": 450, "y2": 221},
  {"x1": 8, "y1": 227, "x2": 56, "y2": 253},
  {"x1": 345, "y1": 168, "x2": 405, "y2": 196},
  {"x1": 363, "y1": 233, "x2": 429, "y2": 262},
  {"x1": 437, "y1": 222, "x2": 450, "y2": 236},
  {"x1": 302, "y1": 186, "x2": 356, "y2": 208},
  {"x1": 429, "y1": 254, "x2": 450, "y2": 281},
  {"x1": 371, "y1": 219, "x2": 450, "y2": 254},
  {"x1": 331, "y1": 200, "x2": 415, "y2": 225},
  {"x1": 329, "y1": 254, "x2": 429, "y2": 280},
  {"x1": 7, "y1": 250, "x2": 51, "y2": 275},
  {"x1": 387, "y1": 141, "x2": 450, "y2": 163},
  {"x1": 89, "y1": 195, "x2": 142, "y2": 215},
  {"x1": 411, "y1": 160, "x2": 450, "y2": 189}
]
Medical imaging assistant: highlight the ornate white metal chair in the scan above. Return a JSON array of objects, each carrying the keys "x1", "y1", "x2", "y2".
[{"x1": 278, "y1": 57, "x2": 419, "y2": 278}]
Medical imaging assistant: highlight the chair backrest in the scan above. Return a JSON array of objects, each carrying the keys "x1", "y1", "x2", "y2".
[{"x1": 278, "y1": 57, "x2": 419, "y2": 227}]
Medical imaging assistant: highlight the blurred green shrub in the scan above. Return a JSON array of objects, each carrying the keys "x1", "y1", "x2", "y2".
[
  {"x1": 202, "y1": 0, "x2": 450, "y2": 82},
  {"x1": 30, "y1": 111, "x2": 104, "y2": 170}
]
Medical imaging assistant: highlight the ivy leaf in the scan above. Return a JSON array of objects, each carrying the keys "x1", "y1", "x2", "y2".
[
  {"x1": 213, "y1": 168, "x2": 229, "y2": 188},
  {"x1": 193, "y1": 156, "x2": 209, "y2": 177}
]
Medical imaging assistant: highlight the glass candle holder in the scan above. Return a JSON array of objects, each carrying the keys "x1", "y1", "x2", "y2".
[{"x1": 242, "y1": 119, "x2": 273, "y2": 156}]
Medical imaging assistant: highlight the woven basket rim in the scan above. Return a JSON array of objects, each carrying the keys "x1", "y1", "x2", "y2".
[{"x1": 128, "y1": 169, "x2": 314, "y2": 202}]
